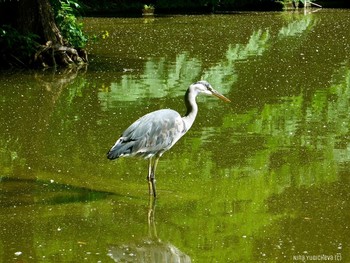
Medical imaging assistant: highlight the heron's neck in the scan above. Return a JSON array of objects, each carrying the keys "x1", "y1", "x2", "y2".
[{"x1": 182, "y1": 87, "x2": 198, "y2": 131}]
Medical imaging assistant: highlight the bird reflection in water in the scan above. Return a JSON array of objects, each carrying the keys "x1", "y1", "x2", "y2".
[{"x1": 107, "y1": 199, "x2": 191, "y2": 263}]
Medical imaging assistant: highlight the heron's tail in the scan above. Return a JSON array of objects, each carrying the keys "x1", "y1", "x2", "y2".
[
  {"x1": 107, "y1": 146, "x2": 120, "y2": 160},
  {"x1": 107, "y1": 138, "x2": 134, "y2": 160}
]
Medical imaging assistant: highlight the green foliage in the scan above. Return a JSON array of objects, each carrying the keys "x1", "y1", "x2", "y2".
[
  {"x1": 0, "y1": 25, "x2": 39, "y2": 66},
  {"x1": 143, "y1": 4, "x2": 154, "y2": 10},
  {"x1": 52, "y1": 0, "x2": 87, "y2": 49}
]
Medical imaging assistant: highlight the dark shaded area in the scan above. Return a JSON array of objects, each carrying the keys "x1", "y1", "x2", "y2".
[
  {"x1": 80, "y1": 0, "x2": 349, "y2": 16},
  {"x1": 0, "y1": 0, "x2": 61, "y2": 42},
  {"x1": 0, "y1": 177, "x2": 113, "y2": 207},
  {"x1": 0, "y1": 0, "x2": 87, "y2": 68},
  {"x1": 0, "y1": 0, "x2": 63, "y2": 67},
  {"x1": 80, "y1": 0, "x2": 283, "y2": 16},
  {"x1": 317, "y1": 0, "x2": 350, "y2": 8}
]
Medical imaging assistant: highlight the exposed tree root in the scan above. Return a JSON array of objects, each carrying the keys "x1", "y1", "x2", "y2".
[{"x1": 34, "y1": 41, "x2": 88, "y2": 68}]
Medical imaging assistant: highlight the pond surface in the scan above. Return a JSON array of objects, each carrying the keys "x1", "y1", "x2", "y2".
[{"x1": 1, "y1": 9, "x2": 350, "y2": 262}]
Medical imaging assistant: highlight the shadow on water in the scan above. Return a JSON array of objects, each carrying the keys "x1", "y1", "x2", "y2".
[{"x1": 0, "y1": 177, "x2": 114, "y2": 208}]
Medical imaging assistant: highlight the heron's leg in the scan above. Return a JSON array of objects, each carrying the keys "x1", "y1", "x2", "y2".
[
  {"x1": 150, "y1": 156, "x2": 160, "y2": 198},
  {"x1": 147, "y1": 158, "x2": 153, "y2": 196}
]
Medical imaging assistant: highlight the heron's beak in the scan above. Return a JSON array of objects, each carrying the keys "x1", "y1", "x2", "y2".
[{"x1": 212, "y1": 89, "x2": 231, "y2": 102}]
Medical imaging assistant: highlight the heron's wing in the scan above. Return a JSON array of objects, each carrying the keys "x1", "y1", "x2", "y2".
[
  {"x1": 107, "y1": 109, "x2": 185, "y2": 159},
  {"x1": 125, "y1": 109, "x2": 185, "y2": 156}
]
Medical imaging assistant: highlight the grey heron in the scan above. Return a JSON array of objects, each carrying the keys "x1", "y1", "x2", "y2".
[{"x1": 107, "y1": 81, "x2": 230, "y2": 197}]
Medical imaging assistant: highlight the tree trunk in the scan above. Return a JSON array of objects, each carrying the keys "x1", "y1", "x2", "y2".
[
  {"x1": 17, "y1": 0, "x2": 63, "y2": 45},
  {"x1": 0, "y1": 0, "x2": 87, "y2": 68}
]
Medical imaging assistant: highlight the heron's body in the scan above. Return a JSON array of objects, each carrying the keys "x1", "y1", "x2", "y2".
[
  {"x1": 107, "y1": 109, "x2": 187, "y2": 159},
  {"x1": 107, "y1": 81, "x2": 230, "y2": 197}
]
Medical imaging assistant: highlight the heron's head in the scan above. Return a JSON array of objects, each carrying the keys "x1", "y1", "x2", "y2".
[{"x1": 191, "y1": 81, "x2": 231, "y2": 102}]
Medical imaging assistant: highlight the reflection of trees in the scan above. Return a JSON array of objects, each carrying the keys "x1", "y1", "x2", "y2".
[
  {"x1": 221, "y1": 65, "x2": 350, "y2": 170},
  {"x1": 108, "y1": 199, "x2": 191, "y2": 263},
  {"x1": 200, "y1": 61, "x2": 349, "y2": 220},
  {"x1": 98, "y1": 28, "x2": 271, "y2": 105},
  {"x1": 203, "y1": 29, "x2": 270, "y2": 91},
  {"x1": 278, "y1": 15, "x2": 315, "y2": 37},
  {"x1": 98, "y1": 14, "x2": 318, "y2": 107}
]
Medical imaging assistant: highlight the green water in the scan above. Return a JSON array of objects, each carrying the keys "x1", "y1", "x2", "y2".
[{"x1": 1, "y1": 9, "x2": 350, "y2": 262}]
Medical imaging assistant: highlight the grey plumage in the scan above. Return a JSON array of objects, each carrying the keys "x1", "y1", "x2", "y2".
[
  {"x1": 107, "y1": 81, "x2": 230, "y2": 197},
  {"x1": 107, "y1": 109, "x2": 186, "y2": 159}
]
